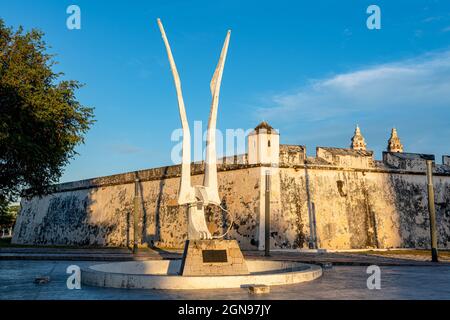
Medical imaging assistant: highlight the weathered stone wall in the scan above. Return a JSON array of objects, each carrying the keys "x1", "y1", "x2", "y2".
[
  {"x1": 279, "y1": 145, "x2": 306, "y2": 165},
  {"x1": 14, "y1": 185, "x2": 134, "y2": 247},
  {"x1": 273, "y1": 166, "x2": 450, "y2": 249},
  {"x1": 12, "y1": 149, "x2": 450, "y2": 250},
  {"x1": 13, "y1": 164, "x2": 262, "y2": 249}
]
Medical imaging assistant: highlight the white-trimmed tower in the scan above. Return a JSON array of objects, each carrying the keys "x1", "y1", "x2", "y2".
[{"x1": 248, "y1": 121, "x2": 280, "y2": 165}]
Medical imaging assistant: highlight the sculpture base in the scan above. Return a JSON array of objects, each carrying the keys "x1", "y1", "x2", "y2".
[{"x1": 179, "y1": 239, "x2": 249, "y2": 276}]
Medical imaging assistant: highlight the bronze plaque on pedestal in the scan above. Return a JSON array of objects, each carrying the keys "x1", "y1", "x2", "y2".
[
  {"x1": 179, "y1": 239, "x2": 249, "y2": 276},
  {"x1": 202, "y1": 250, "x2": 228, "y2": 263}
]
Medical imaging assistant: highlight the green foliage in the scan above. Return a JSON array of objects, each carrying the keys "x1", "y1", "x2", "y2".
[
  {"x1": 0, "y1": 201, "x2": 18, "y2": 227},
  {"x1": 0, "y1": 19, "x2": 94, "y2": 201}
]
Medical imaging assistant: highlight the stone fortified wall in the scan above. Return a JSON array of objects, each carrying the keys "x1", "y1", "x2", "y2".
[
  {"x1": 13, "y1": 163, "x2": 263, "y2": 249},
  {"x1": 273, "y1": 150, "x2": 450, "y2": 249},
  {"x1": 12, "y1": 145, "x2": 450, "y2": 250}
]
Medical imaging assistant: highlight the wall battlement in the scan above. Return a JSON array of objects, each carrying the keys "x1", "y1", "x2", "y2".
[
  {"x1": 443, "y1": 155, "x2": 450, "y2": 167},
  {"x1": 51, "y1": 145, "x2": 450, "y2": 194}
]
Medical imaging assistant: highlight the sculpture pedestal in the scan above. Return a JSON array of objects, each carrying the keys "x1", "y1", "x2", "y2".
[{"x1": 179, "y1": 239, "x2": 249, "y2": 276}]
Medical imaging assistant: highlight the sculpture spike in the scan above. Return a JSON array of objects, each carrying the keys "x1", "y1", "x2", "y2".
[
  {"x1": 157, "y1": 18, "x2": 194, "y2": 205},
  {"x1": 204, "y1": 30, "x2": 231, "y2": 205}
]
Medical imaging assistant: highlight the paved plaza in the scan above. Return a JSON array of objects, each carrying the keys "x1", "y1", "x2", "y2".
[{"x1": 0, "y1": 260, "x2": 449, "y2": 300}]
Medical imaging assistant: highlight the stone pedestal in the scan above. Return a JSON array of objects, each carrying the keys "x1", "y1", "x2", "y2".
[{"x1": 179, "y1": 239, "x2": 249, "y2": 276}]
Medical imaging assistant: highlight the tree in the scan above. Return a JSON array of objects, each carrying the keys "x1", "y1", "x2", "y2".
[
  {"x1": 0, "y1": 203, "x2": 19, "y2": 228},
  {"x1": 0, "y1": 19, "x2": 94, "y2": 208}
]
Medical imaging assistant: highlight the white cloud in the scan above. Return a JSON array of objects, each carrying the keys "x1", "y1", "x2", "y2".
[
  {"x1": 257, "y1": 50, "x2": 450, "y2": 123},
  {"x1": 422, "y1": 16, "x2": 442, "y2": 23}
]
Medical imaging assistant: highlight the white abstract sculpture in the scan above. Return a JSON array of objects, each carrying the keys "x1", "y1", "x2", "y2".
[{"x1": 157, "y1": 19, "x2": 231, "y2": 240}]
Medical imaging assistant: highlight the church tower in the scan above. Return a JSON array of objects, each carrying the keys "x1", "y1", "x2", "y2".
[
  {"x1": 387, "y1": 128, "x2": 404, "y2": 153},
  {"x1": 350, "y1": 125, "x2": 367, "y2": 151},
  {"x1": 248, "y1": 121, "x2": 279, "y2": 165}
]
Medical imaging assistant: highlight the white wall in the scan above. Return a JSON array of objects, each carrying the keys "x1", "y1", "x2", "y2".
[{"x1": 248, "y1": 132, "x2": 279, "y2": 165}]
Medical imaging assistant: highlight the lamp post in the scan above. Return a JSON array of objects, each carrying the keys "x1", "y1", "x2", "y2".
[
  {"x1": 426, "y1": 160, "x2": 438, "y2": 262},
  {"x1": 265, "y1": 170, "x2": 271, "y2": 257},
  {"x1": 133, "y1": 177, "x2": 140, "y2": 254}
]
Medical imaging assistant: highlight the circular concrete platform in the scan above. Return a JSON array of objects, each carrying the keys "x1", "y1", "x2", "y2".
[{"x1": 81, "y1": 260, "x2": 322, "y2": 290}]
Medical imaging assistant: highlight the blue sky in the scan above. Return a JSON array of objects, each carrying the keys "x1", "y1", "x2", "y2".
[{"x1": 1, "y1": 0, "x2": 450, "y2": 182}]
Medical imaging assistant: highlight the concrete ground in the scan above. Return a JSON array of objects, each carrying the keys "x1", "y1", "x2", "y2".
[{"x1": 0, "y1": 260, "x2": 449, "y2": 300}]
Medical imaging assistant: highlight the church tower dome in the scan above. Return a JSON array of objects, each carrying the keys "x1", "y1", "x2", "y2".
[
  {"x1": 387, "y1": 127, "x2": 404, "y2": 153},
  {"x1": 350, "y1": 125, "x2": 367, "y2": 151}
]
